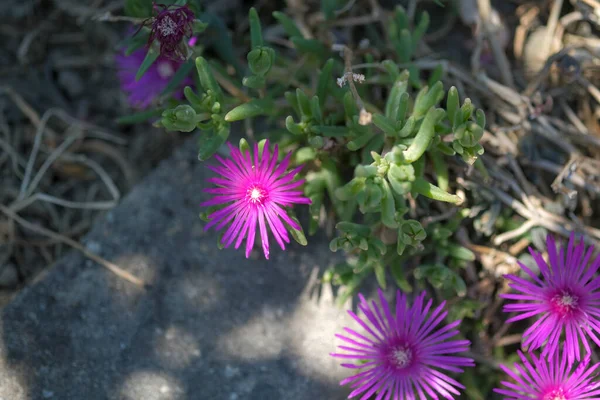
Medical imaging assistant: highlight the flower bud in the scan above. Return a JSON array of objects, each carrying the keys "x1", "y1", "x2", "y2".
[
  {"x1": 247, "y1": 46, "x2": 274, "y2": 76},
  {"x1": 161, "y1": 105, "x2": 198, "y2": 132}
]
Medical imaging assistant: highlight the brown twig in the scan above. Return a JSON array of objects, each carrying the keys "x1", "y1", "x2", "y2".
[
  {"x1": 210, "y1": 68, "x2": 251, "y2": 103},
  {"x1": 551, "y1": 155, "x2": 580, "y2": 194},
  {"x1": 328, "y1": 0, "x2": 384, "y2": 28},
  {"x1": 543, "y1": 0, "x2": 564, "y2": 59},
  {"x1": 92, "y1": 12, "x2": 146, "y2": 24},
  {"x1": 476, "y1": 0, "x2": 514, "y2": 87},
  {"x1": 494, "y1": 333, "x2": 523, "y2": 347},
  {"x1": 0, "y1": 87, "x2": 58, "y2": 140},
  {"x1": 0, "y1": 205, "x2": 146, "y2": 287},
  {"x1": 524, "y1": 158, "x2": 600, "y2": 195},
  {"x1": 332, "y1": 44, "x2": 371, "y2": 125},
  {"x1": 494, "y1": 220, "x2": 537, "y2": 245}
]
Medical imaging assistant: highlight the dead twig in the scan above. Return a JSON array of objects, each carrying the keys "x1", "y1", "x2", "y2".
[
  {"x1": 494, "y1": 220, "x2": 537, "y2": 245},
  {"x1": 0, "y1": 205, "x2": 145, "y2": 287},
  {"x1": 524, "y1": 158, "x2": 600, "y2": 196},
  {"x1": 210, "y1": 67, "x2": 251, "y2": 103},
  {"x1": 0, "y1": 87, "x2": 58, "y2": 140},
  {"x1": 332, "y1": 44, "x2": 371, "y2": 125},
  {"x1": 543, "y1": 0, "x2": 564, "y2": 60},
  {"x1": 551, "y1": 155, "x2": 580, "y2": 194},
  {"x1": 494, "y1": 333, "x2": 523, "y2": 347},
  {"x1": 92, "y1": 12, "x2": 145, "y2": 24},
  {"x1": 476, "y1": 0, "x2": 514, "y2": 87}
]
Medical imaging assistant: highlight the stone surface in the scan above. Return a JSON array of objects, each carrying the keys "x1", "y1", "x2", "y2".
[
  {"x1": 0, "y1": 137, "x2": 354, "y2": 400},
  {"x1": 0, "y1": 263, "x2": 18, "y2": 288}
]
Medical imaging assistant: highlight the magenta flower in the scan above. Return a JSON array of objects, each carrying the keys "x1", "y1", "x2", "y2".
[
  {"x1": 331, "y1": 289, "x2": 474, "y2": 399},
  {"x1": 148, "y1": 2, "x2": 194, "y2": 60},
  {"x1": 494, "y1": 350, "x2": 600, "y2": 399},
  {"x1": 502, "y1": 234, "x2": 600, "y2": 364},
  {"x1": 201, "y1": 141, "x2": 311, "y2": 259},
  {"x1": 115, "y1": 48, "x2": 191, "y2": 109}
]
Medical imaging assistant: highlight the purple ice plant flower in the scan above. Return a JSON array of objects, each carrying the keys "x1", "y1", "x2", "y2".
[
  {"x1": 148, "y1": 2, "x2": 194, "y2": 60},
  {"x1": 331, "y1": 289, "x2": 474, "y2": 399},
  {"x1": 502, "y1": 234, "x2": 600, "y2": 364},
  {"x1": 201, "y1": 141, "x2": 311, "y2": 259},
  {"x1": 494, "y1": 350, "x2": 600, "y2": 399},
  {"x1": 115, "y1": 48, "x2": 191, "y2": 109}
]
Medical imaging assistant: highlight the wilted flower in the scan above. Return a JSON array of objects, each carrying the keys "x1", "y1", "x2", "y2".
[
  {"x1": 331, "y1": 289, "x2": 474, "y2": 399},
  {"x1": 494, "y1": 350, "x2": 600, "y2": 399},
  {"x1": 502, "y1": 234, "x2": 600, "y2": 364},
  {"x1": 115, "y1": 48, "x2": 191, "y2": 109},
  {"x1": 148, "y1": 2, "x2": 194, "y2": 60},
  {"x1": 201, "y1": 141, "x2": 311, "y2": 259}
]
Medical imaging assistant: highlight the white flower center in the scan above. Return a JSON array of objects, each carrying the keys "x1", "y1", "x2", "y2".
[
  {"x1": 552, "y1": 291, "x2": 579, "y2": 311},
  {"x1": 246, "y1": 186, "x2": 267, "y2": 205},
  {"x1": 391, "y1": 346, "x2": 412, "y2": 368},
  {"x1": 158, "y1": 16, "x2": 177, "y2": 36},
  {"x1": 157, "y1": 62, "x2": 175, "y2": 79},
  {"x1": 560, "y1": 294, "x2": 577, "y2": 307},
  {"x1": 250, "y1": 189, "x2": 261, "y2": 201}
]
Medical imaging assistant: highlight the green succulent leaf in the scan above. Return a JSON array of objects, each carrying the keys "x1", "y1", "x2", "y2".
[
  {"x1": 135, "y1": 48, "x2": 159, "y2": 82},
  {"x1": 272, "y1": 11, "x2": 304, "y2": 38},
  {"x1": 198, "y1": 125, "x2": 230, "y2": 161},
  {"x1": 248, "y1": 7, "x2": 263, "y2": 48},
  {"x1": 373, "y1": 261, "x2": 387, "y2": 289},
  {"x1": 225, "y1": 99, "x2": 273, "y2": 122},
  {"x1": 195, "y1": 57, "x2": 223, "y2": 101}
]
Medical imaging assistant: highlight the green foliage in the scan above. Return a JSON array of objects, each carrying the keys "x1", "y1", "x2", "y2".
[
  {"x1": 388, "y1": 6, "x2": 429, "y2": 63},
  {"x1": 124, "y1": 0, "x2": 155, "y2": 18},
  {"x1": 321, "y1": 0, "x2": 340, "y2": 20},
  {"x1": 154, "y1": 56, "x2": 231, "y2": 160},
  {"x1": 114, "y1": 3, "x2": 513, "y2": 397},
  {"x1": 243, "y1": 8, "x2": 275, "y2": 90},
  {"x1": 151, "y1": 5, "x2": 487, "y2": 333},
  {"x1": 447, "y1": 88, "x2": 486, "y2": 164},
  {"x1": 124, "y1": 0, "x2": 203, "y2": 17}
]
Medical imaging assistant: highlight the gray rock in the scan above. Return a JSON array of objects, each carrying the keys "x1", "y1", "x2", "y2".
[
  {"x1": 0, "y1": 264, "x2": 18, "y2": 288},
  {"x1": 0, "y1": 135, "x2": 353, "y2": 400}
]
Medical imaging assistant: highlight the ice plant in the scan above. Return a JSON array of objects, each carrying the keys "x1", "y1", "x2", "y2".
[
  {"x1": 201, "y1": 141, "x2": 311, "y2": 259},
  {"x1": 148, "y1": 2, "x2": 194, "y2": 60},
  {"x1": 494, "y1": 350, "x2": 600, "y2": 399},
  {"x1": 115, "y1": 48, "x2": 191, "y2": 109},
  {"x1": 331, "y1": 289, "x2": 474, "y2": 399},
  {"x1": 502, "y1": 234, "x2": 600, "y2": 364}
]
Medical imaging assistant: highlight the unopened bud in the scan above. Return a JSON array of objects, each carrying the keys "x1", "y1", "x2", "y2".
[
  {"x1": 247, "y1": 46, "x2": 274, "y2": 76},
  {"x1": 161, "y1": 105, "x2": 198, "y2": 132}
]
